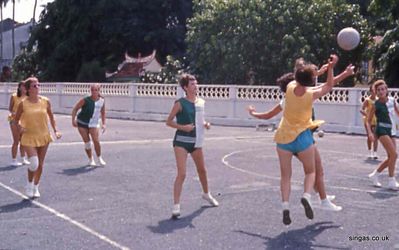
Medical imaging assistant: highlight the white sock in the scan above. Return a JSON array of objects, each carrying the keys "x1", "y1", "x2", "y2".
[
  {"x1": 173, "y1": 204, "x2": 180, "y2": 210},
  {"x1": 303, "y1": 192, "x2": 311, "y2": 201},
  {"x1": 282, "y1": 201, "x2": 289, "y2": 210}
]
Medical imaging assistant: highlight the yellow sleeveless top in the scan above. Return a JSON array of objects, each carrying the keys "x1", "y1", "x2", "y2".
[
  {"x1": 8, "y1": 93, "x2": 26, "y2": 123},
  {"x1": 274, "y1": 82, "x2": 324, "y2": 144},
  {"x1": 363, "y1": 97, "x2": 377, "y2": 125},
  {"x1": 20, "y1": 96, "x2": 53, "y2": 147}
]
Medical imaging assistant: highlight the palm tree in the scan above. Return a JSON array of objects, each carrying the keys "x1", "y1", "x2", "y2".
[
  {"x1": 32, "y1": 0, "x2": 37, "y2": 24},
  {"x1": 0, "y1": 0, "x2": 10, "y2": 60},
  {"x1": 11, "y1": 0, "x2": 14, "y2": 58}
]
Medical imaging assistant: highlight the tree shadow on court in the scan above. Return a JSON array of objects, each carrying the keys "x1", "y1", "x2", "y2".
[
  {"x1": 0, "y1": 165, "x2": 19, "y2": 172},
  {"x1": 368, "y1": 189, "x2": 398, "y2": 200},
  {"x1": 147, "y1": 206, "x2": 211, "y2": 234},
  {"x1": 0, "y1": 199, "x2": 37, "y2": 213},
  {"x1": 234, "y1": 221, "x2": 349, "y2": 250},
  {"x1": 59, "y1": 165, "x2": 97, "y2": 176}
]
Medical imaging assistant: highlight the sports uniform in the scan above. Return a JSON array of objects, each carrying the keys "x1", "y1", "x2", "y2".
[{"x1": 76, "y1": 96, "x2": 105, "y2": 128}]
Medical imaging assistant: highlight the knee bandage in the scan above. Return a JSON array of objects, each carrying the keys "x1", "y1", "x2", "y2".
[
  {"x1": 84, "y1": 141, "x2": 92, "y2": 150},
  {"x1": 28, "y1": 156, "x2": 39, "y2": 172}
]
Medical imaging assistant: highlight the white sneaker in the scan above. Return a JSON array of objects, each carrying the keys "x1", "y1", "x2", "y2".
[
  {"x1": 88, "y1": 158, "x2": 96, "y2": 166},
  {"x1": 10, "y1": 159, "x2": 22, "y2": 167},
  {"x1": 33, "y1": 185, "x2": 40, "y2": 198},
  {"x1": 369, "y1": 151, "x2": 374, "y2": 159},
  {"x1": 314, "y1": 194, "x2": 336, "y2": 204},
  {"x1": 368, "y1": 171, "x2": 382, "y2": 187},
  {"x1": 22, "y1": 157, "x2": 30, "y2": 165},
  {"x1": 320, "y1": 199, "x2": 342, "y2": 211},
  {"x1": 202, "y1": 193, "x2": 219, "y2": 207},
  {"x1": 172, "y1": 204, "x2": 180, "y2": 218},
  {"x1": 373, "y1": 152, "x2": 378, "y2": 159},
  {"x1": 98, "y1": 156, "x2": 106, "y2": 166},
  {"x1": 25, "y1": 182, "x2": 34, "y2": 198},
  {"x1": 388, "y1": 178, "x2": 399, "y2": 190}
]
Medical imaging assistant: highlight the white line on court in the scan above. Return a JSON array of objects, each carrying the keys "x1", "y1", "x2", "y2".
[
  {"x1": 0, "y1": 181, "x2": 130, "y2": 250},
  {"x1": 0, "y1": 135, "x2": 272, "y2": 149},
  {"x1": 221, "y1": 149, "x2": 398, "y2": 195}
]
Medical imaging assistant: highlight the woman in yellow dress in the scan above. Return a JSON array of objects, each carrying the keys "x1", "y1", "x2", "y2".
[
  {"x1": 14, "y1": 77, "x2": 62, "y2": 198},
  {"x1": 8, "y1": 81, "x2": 29, "y2": 166}
]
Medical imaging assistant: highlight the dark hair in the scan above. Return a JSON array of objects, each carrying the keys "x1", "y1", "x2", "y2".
[
  {"x1": 179, "y1": 73, "x2": 196, "y2": 91},
  {"x1": 295, "y1": 65, "x2": 315, "y2": 86},
  {"x1": 17, "y1": 81, "x2": 23, "y2": 97},
  {"x1": 276, "y1": 73, "x2": 294, "y2": 93}
]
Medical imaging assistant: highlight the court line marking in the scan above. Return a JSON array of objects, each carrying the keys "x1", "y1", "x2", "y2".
[
  {"x1": 0, "y1": 135, "x2": 273, "y2": 148},
  {"x1": 0, "y1": 181, "x2": 130, "y2": 250},
  {"x1": 221, "y1": 149, "x2": 398, "y2": 195}
]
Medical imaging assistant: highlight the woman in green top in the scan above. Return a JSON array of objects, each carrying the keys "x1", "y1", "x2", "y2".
[
  {"x1": 366, "y1": 80, "x2": 399, "y2": 190},
  {"x1": 166, "y1": 74, "x2": 219, "y2": 219}
]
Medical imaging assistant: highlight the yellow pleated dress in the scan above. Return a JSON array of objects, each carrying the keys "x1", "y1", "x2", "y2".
[
  {"x1": 20, "y1": 96, "x2": 53, "y2": 147},
  {"x1": 8, "y1": 93, "x2": 26, "y2": 124},
  {"x1": 274, "y1": 82, "x2": 324, "y2": 144}
]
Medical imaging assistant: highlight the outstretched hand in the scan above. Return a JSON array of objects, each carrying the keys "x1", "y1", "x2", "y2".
[{"x1": 247, "y1": 105, "x2": 256, "y2": 115}]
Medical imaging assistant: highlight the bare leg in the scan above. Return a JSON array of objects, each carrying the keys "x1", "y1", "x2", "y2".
[
  {"x1": 10, "y1": 123, "x2": 20, "y2": 159},
  {"x1": 24, "y1": 146, "x2": 38, "y2": 183},
  {"x1": 78, "y1": 127, "x2": 92, "y2": 159},
  {"x1": 276, "y1": 147, "x2": 293, "y2": 202},
  {"x1": 314, "y1": 147, "x2": 327, "y2": 200},
  {"x1": 173, "y1": 147, "x2": 188, "y2": 205},
  {"x1": 89, "y1": 128, "x2": 101, "y2": 157},
  {"x1": 191, "y1": 148, "x2": 209, "y2": 194},
  {"x1": 377, "y1": 136, "x2": 397, "y2": 176},
  {"x1": 33, "y1": 145, "x2": 49, "y2": 185},
  {"x1": 297, "y1": 145, "x2": 316, "y2": 195}
]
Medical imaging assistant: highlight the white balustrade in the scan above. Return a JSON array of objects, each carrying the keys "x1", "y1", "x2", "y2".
[{"x1": 2, "y1": 81, "x2": 399, "y2": 134}]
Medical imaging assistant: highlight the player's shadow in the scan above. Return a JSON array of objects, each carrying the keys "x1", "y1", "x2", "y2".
[
  {"x1": 59, "y1": 165, "x2": 97, "y2": 176},
  {"x1": 0, "y1": 165, "x2": 19, "y2": 172},
  {"x1": 368, "y1": 189, "x2": 398, "y2": 200},
  {"x1": 147, "y1": 206, "x2": 210, "y2": 234},
  {"x1": 363, "y1": 158, "x2": 381, "y2": 165},
  {"x1": 0, "y1": 199, "x2": 37, "y2": 213},
  {"x1": 235, "y1": 221, "x2": 349, "y2": 250}
]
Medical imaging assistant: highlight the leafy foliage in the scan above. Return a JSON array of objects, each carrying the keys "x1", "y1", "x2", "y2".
[
  {"x1": 187, "y1": 0, "x2": 368, "y2": 85},
  {"x1": 24, "y1": 0, "x2": 192, "y2": 81}
]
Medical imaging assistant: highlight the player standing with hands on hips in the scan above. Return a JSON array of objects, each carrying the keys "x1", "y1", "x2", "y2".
[{"x1": 166, "y1": 73, "x2": 219, "y2": 219}]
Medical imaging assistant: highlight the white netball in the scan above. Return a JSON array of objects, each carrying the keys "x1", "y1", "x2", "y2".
[{"x1": 337, "y1": 27, "x2": 360, "y2": 51}]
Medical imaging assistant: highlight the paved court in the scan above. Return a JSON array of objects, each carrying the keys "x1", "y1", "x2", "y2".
[{"x1": 0, "y1": 109, "x2": 398, "y2": 250}]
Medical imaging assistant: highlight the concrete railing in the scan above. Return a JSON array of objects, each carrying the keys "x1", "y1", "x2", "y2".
[{"x1": 2, "y1": 82, "x2": 398, "y2": 134}]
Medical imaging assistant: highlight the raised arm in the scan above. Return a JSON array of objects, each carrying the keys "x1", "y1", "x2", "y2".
[
  {"x1": 312, "y1": 55, "x2": 337, "y2": 100},
  {"x1": 247, "y1": 104, "x2": 282, "y2": 120}
]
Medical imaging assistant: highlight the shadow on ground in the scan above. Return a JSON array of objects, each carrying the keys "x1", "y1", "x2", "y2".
[
  {"x1": 0, "y1": 199, "x2": 37, "y2": 213},
  {"x1": 235, "y1": 221, "x2": 349, "y2": 250},
  {"x1": 147, "y1": 206, "x2": 213, "y2": 234}
]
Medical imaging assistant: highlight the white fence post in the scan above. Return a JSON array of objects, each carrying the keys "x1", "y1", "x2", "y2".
[
  {"x1": 129, "y1": 84, "x2": 137, "y2": 113},
  {"x1": 229, "y1": 85, "x2": 237, "y2": 119},
  {"x1": 346, "y1": 88, "x2": 362, "y2": 134}
]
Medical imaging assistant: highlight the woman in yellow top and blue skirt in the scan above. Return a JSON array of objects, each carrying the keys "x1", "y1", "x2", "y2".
[
  {"x1": 274, "y1": 55, "x2": 354, "y2": 225},
  {"x1": 8, "y1": 81, "x2": 29, "y2": 166},
  {"x1": 14, "y1": 77, "x2": 62, "y2": 198}
]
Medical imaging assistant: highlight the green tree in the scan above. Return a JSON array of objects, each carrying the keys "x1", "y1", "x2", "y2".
[
  {"x1": 187, "y1": 0, "x2": 368, "y2": 85},
  {"x1": 368, "y1": 0, "x2": 399, "y2": 87},
  {"x1": 25, "y1": 0, "x2": 192, "y2": 81}
]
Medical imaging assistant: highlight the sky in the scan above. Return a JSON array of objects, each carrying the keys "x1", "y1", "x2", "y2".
[{"x1": 2, "y1": 0, "x2": 54, "y2": 23}]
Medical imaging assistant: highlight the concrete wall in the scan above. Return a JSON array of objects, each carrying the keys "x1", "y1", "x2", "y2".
[{"x1": 2, "y1": 82, "x2": 397, "y2": 134}]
